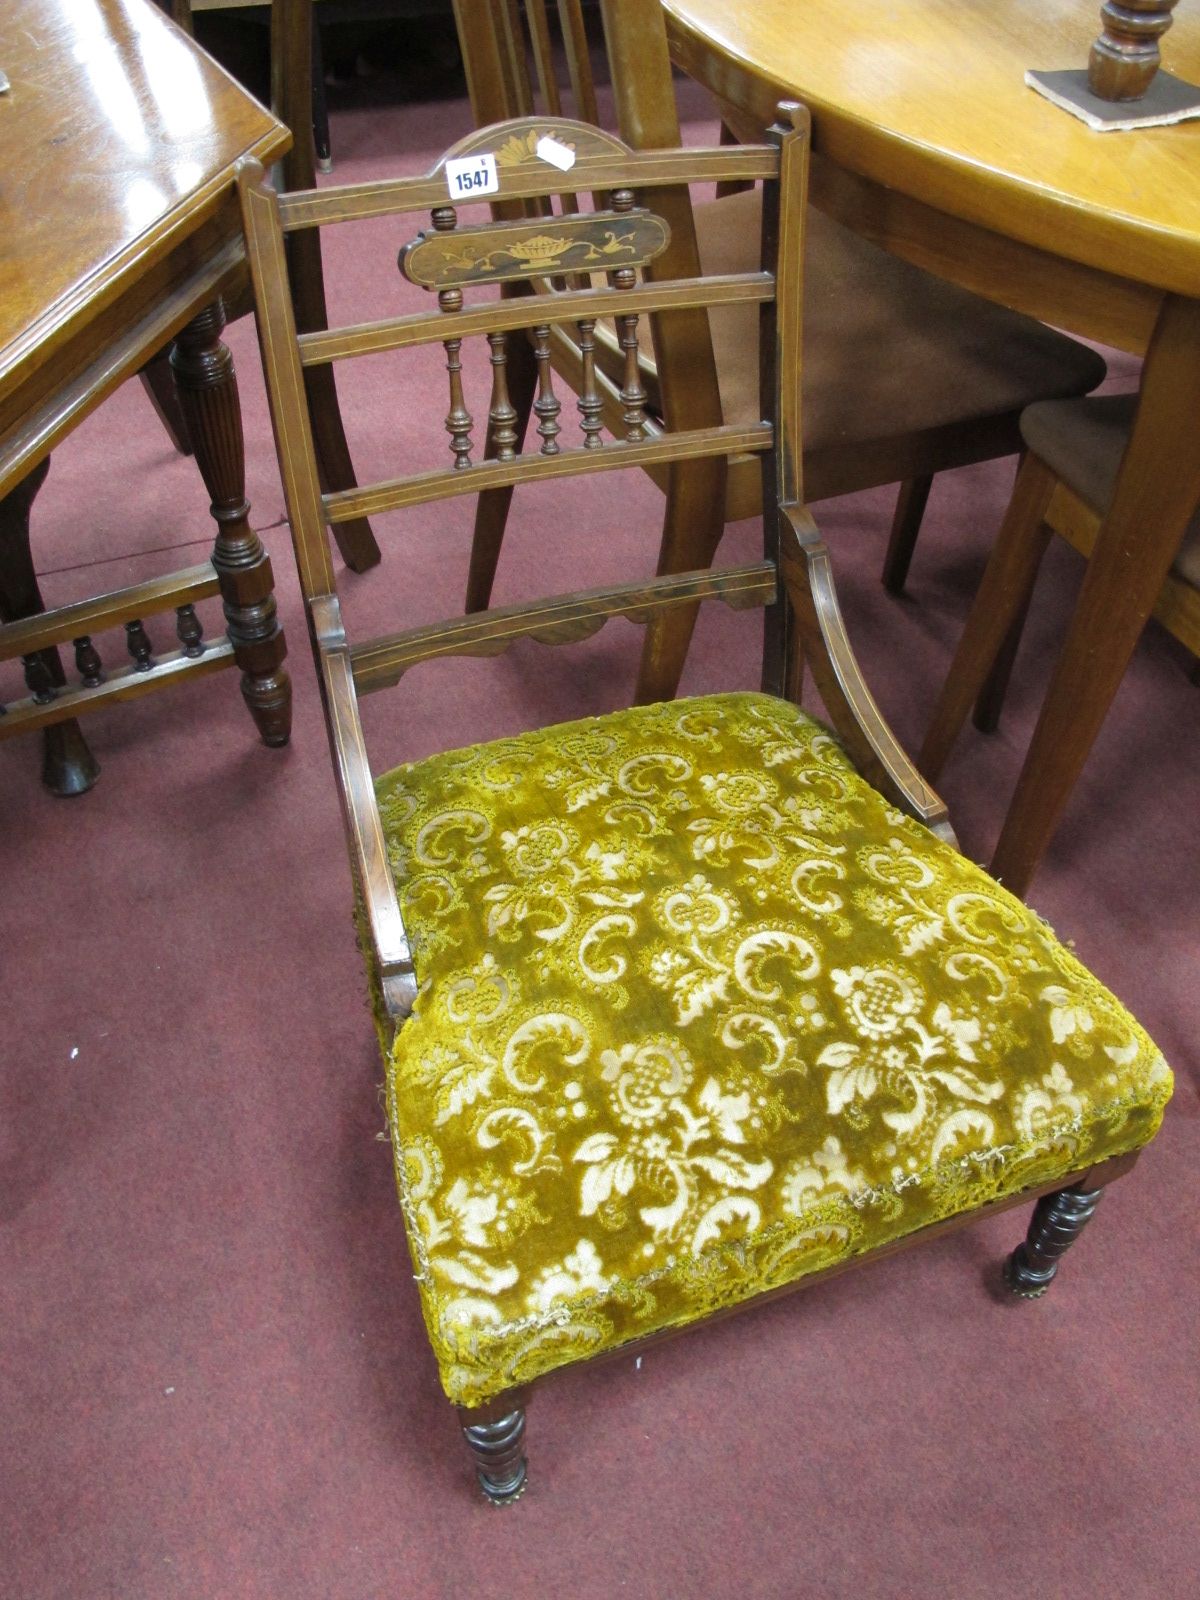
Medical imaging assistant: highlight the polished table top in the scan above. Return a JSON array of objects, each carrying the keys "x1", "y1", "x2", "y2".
[
  {"x1": 0, "y1": 0, "x2": 288, "y2": 415},
  {"x1": 663, "y1": 0, "x2": 1200, "y2": 298}
]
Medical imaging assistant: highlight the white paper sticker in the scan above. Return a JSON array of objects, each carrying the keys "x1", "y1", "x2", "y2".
[
  {"x1": 445, "y1": 152, "x2": 499, "y2": 199},
  {"x1": 536, "y1": 135, "x2": 577, "y2": 172}
]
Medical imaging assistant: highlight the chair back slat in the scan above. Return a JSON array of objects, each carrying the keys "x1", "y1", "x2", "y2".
[
  {"x1": 556, "y1": 0, "x2": 600, "y2": 126},
  {"x1": 296, "y1": 273, "x2": 773, "y2": 366},
  {"x1": 277, "y1": 144, "x2": 777, "y2": 233},
  {"x1": 349, "y1": 564, "x2": 778, "y2": 694},
  {"x1": 320, "y1": 423, "x2": 773, "y2": 524},
  {"x1": 398, "y1": 208, "x2": 671, "y2": 291}
]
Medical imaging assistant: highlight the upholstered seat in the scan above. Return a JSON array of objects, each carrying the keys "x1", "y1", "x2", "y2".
[
  {"x1": 1021, "y1": 393, "x2": 1200, "y2": 587},
  {"x1": 374, "y1": 693, "x2": 1170, "y2": 1406},
  {"x1": 643, "y1": 192, "x2": 1109, "y2": 500},
  {"x1": 694, "y1": 197, "x2": 1107, "y2": 499}
]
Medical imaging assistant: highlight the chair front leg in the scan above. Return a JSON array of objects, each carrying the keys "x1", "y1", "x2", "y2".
[
  {"x1": 1004, "y1": 1182, "x2": 1103, "y2": 1298},
  {"x1": 458, "y1": 1400, "x2": 528, "y2": 1505}
]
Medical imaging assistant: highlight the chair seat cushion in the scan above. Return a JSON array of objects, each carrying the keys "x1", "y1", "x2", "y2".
[{"x1": 374, "y1": 693, "x2": 1170, "y2": 1406}]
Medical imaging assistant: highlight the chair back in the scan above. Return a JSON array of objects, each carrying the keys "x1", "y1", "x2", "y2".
[{"x1": 237, "y1": 108, "x2": 812, "y2": 1015}]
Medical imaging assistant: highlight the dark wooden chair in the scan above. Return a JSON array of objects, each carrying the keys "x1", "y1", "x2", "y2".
[
  {"x1": 451, "y1": 0, "x2": 1109, "y2": 705},
  {"x1": 919, "y1": 391, "x2": 1200, "y2": 882},
  {"x1": 238, "y1": 106, "x2": 1171, "y2": 1503}
]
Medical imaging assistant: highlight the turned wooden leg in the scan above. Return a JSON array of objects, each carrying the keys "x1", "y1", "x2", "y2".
[
  {"x1": 0, "y1": 457, "x2": 100, "y2": 796},
  {"x1": 881, "y1": 475, "x2": 933, "y2": 596},
  {"x1": 919, "y1": 452, "x2": 1057, "y2": 783},
  {"x1": 460, "y1": 1405, "x2": 528, "y2": 1505},
  {"x1": 464, "y1": 329, "x2": 537, "y2": 614},
  {"x1": 170, "y1": 301, "x2": 292, "y2": 746},
  {"x1": 1004, "y1": 1183, "x2": 1103, "y2": 1298}
]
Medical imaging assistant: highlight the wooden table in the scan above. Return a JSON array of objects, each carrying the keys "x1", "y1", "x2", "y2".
[
  {"x1": 0, "y1": 0, "x2": 293, "y2": 793},
  {"x1": 655, "y1": 0, "x2": 1200, "y2": 895}
]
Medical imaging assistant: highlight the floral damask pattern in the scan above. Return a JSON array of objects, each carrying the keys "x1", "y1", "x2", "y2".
[{"x1": 372, "y1": 693, "x2": 1172, "y2": 1406}]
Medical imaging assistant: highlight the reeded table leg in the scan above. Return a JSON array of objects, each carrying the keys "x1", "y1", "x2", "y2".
[
  {"x1": 0, "y1": 457, "x2": 100, "y2": 796},
  {"x1": 170, "y1": 300, "x2": 291, "y2": 746}
]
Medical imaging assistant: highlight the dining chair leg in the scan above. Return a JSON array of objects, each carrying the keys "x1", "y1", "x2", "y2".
[
  {"x1": 633, "y1": 459, "x2": 727, "y2": 705},
  {"x1": 971, "y1": 590, "x2": 1032, "y2": 733},
  {"x1": 990, "y1": 295, "x2": 1200, "y2": 898},
  {"x1": 464, "y1": 330, "x2": 538, "y2": 613},
  {"x1": 288, "y1": 228, "x2": 382, "y2": 574},
  {"x1": 919, "y1": 452, "x2": 1057, "y2": 782},
  {"x1": 460, "y1": 1404, "x2": 528, "y2": 1505},
  {"x1": 880, "y1": 474, "x2": 933, "y2": 595},
  {"x1": 1003, "y1": 1183, "x2": 1103, "y2": 1298}
]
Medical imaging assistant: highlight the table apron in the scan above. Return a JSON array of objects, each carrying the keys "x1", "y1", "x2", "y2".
[{"x1": 0, "y1": 224, "x2": 247, "y2": 500}]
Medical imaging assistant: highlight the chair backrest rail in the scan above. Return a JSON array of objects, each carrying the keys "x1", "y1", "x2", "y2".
[
  {"x1": 349, "y1": 563, "x2": 778, "y2": 694},
  {"x1": 275, "y1": 147, "x2": 777, "y2": 232},
  {"x1": 322, "y1": 422, "x2": 773, "y2": 523},
  {"x1": 297, "y1": 273, "x2": 774, "y2": 366}
]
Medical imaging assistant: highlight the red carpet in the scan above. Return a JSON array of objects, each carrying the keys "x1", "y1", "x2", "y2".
[{"x1": 2, "y1": 74, "x2": 1197, "y2": 1600}]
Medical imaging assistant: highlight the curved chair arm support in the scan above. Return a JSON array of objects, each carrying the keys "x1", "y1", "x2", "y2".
[
  {"x1": 778, "y1": 504, "x2": 957, "y2": 847},
  {"x1": 311, "y1": 596, "x2": 418, "y2": 1022}
]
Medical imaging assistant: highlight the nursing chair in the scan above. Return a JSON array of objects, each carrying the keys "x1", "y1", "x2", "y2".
[
  {"x1": 452, "y1": 0, "x2": 1109, "y2": 704},
  {"x1": 238, "y1": 107, "x2": 1171, "y2": 1504}
]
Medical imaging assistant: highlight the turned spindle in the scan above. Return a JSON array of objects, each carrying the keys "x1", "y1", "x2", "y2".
[
  {"x1": 22, "y1": 652, "x2": 57, "y2": 704},
  {"x1": 485, "y1": 332, "x2": 520, "y2": 460},
  {"x1": 609, "y1": 189, "x2": 648, "y2": 441},
  {"x1": 532, "y1": 325, "x2": 561, "y2": 454},
  {"x1": 575, "y1": 320, "x2": 604, "y2": 448},
  {"x1": 431, "y1": 206, "x2": 474, "y2": 470},
  {"x1": 176, "y1": 604, "x2": 205, "y2": 658},
  {"x1": 73, "y1": 636, "x2": 104, "y2": 687},
  {"x1": 1088, "y1": 0, "x2": 1178, "y2": 100},
  {"x1": 125, "y1": 619, "x2": 153, "y2": 671}
]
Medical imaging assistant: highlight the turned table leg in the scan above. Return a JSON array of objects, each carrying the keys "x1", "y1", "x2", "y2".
[
  {"x1": 170, "y1": 300, "x2": 291, "y2": 746},
  {"x1": 0, "y1": 457, "x2": 100, "y2": 796}
]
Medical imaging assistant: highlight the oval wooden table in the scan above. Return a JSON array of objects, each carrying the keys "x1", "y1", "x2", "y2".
[{"x1": 657, "y1": 0, "x2": 1200, "y2": 896}]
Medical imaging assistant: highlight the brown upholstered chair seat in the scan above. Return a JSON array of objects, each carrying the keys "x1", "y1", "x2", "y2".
[
  {"x1": 636, "y1": 190, "x2": 1107, "y2": 500},
  {"x1": 1021, "y1": 393, "x2": 1200, "y2": 588}
]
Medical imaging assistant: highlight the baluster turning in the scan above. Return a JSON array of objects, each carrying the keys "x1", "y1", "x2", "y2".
[
  {"x1": 432, "y1": 205, "x2": 474, "y2": 470},
  {"x1": 532, "y1": 325, "x2": 561, "y2": 454},
  {"x1": 609, "y1": 189, "x2": 649, "y2": 441},
  {"x1": 486, "y1": 332, "x2": 520, "y2": 460}
]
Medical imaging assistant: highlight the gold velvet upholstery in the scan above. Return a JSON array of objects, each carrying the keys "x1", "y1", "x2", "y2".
[{"x1": 374, "y1": 693, "x2": 1171, "y2": 1407}]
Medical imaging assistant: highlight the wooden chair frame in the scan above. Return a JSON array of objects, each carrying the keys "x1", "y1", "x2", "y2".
[{"x1": 238, "y1": 106, "x2": 1139, "y2": 1503}]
